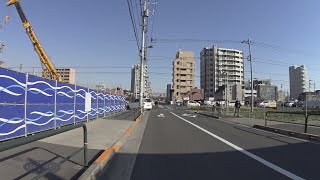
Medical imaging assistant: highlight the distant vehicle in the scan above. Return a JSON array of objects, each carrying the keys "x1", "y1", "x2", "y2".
[
  {"x1": 284, "y1": 101, "x2": 295, "y2": 107},
  {"x1": 187, "y1": 101, "x2": 200, "y2": 107},
  {"x1": 258, "y1": 101, "x2": 269, "y2": 107},
  {"x1": 144, "y1": 98, "x2": 153, "y2": 110},
  {"x1": 204, "y1": 100, "x2": 215, "y2": 106}
]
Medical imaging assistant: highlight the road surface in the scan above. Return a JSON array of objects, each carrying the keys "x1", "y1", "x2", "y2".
[{"x1": 127, "y1": 106, "x2": 320, "y2": 180}]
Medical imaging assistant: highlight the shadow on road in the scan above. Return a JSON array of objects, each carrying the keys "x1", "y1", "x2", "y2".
[{"x1": 103, "y1": 141, "x2": 320, "y2": 180}]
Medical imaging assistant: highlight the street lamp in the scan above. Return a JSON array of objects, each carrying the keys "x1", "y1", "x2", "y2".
[{"x1": 242, "y1": 39, "x2": 254, "y2": 112}]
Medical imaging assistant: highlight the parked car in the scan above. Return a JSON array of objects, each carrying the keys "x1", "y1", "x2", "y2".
[
  {"x1": 204, "y1": 100, "x2": 215, "y2": 106},
  {"x1": 187, "y1": 101, "x2": 200, "y2": 107},
  {"x1": 258, "y1": 101, "x2": 269, "y2": 107},
  {"x1": 284, "y1": 101, "x2": 295, "y2": 107},
  {"x1": 144, "y1": 98, "x2": 153, "y2": 110}
]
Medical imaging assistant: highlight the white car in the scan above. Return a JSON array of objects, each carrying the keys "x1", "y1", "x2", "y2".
[
  {"x1": 259, "y1": 101, "x2": 269, "y2": 107},
  {"x1": 144, "y1": 98, "x2": 153, "y2": 110},
  {"x1": 187, "y1": 101, "x2": 200, "y2": 107}
]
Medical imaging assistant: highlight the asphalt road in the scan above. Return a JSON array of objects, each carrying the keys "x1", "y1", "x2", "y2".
[{"x1": 129, "y1": 106, "x2": 320, "y2": 180}]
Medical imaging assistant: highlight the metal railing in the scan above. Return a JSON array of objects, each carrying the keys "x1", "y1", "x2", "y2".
[
  {"x1": 265, "y1": 111, "x2": 320, "y2": 133},
  {"x1": 0, "y1": 123, "x2": 88, "y2": 179},
  {"x1": 133, "y1": 107, "x2": 142, "y2": 121}
]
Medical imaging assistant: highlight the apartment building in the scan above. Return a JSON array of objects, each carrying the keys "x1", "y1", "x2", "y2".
[
  {"x1": 200, "y1": 45, "x2": 244, "y2": 100},
  {"x1": 289, "y1": 65, "x2": 308, "y2": 100},
  {"x1": 172, "y1": 51, "x2": 195, "y2": 102},
  {"x1": 131, "y1": 64, "x2": 149, "y2": 99},
  {"x1": 57, "y1": 68, "x2": 76, "y2": 84},
  {"x1": 43, "y1": 68, "x2": 76, "y2": 84}
]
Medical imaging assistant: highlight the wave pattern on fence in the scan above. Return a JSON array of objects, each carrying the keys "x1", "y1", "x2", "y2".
[{"x1": 0, "y1": 68, "x2": 125, "y2": 141}]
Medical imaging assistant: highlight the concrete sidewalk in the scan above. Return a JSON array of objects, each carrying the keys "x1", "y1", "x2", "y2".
[{"x1": 0, "y1": 111, "x2": 135, "y2": 180}]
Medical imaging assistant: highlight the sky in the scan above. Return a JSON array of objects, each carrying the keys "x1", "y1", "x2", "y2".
[{"x1": 1, "y1": 0, "x2": 320, "y2": 93}]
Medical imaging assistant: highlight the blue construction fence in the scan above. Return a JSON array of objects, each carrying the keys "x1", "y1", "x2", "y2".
[{"x1": 0, "y1": 67, "x2": 126, "y2": 142}]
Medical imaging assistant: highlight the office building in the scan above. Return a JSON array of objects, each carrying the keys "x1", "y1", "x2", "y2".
[
  {"x1": 172, "y1": 51, "x2": 195, "y2": 102},
  {"x1": 200, "y1": 45, "x2": 244, "y2": 100},
  {"x1": 289, "y1": 65, "x2": 308, "y2": 100}
]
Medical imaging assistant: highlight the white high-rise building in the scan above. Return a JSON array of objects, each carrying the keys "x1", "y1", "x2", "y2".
[
  {"x1": 289, "y1": 65, "x2": 308, "y2": 100},
  {"x1": 131, "y1": 64, "x2": 149, "y2": 99},
  {"x1": 200, "y1": 45, "x2": 244, "y2": 100}
]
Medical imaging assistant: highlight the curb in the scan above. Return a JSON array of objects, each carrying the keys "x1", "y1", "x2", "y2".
[
  {"x1": 253, "y1": 125, "x2": 320, "y2": 141},
  {"x1": 78, "y1": 113, "x2": 143, "y2": 180}
]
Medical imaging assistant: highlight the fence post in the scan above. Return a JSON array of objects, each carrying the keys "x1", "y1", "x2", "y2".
[
  {"x1": 24, "y1": 73, "x2": 28, "y2": 137},
  {"x1": 54, "y1": 80, "x2": 57, "y2": 128},
  {"x1": 304, "y1": 114, "x2": 308, "y2": 133},
  {"x1": 96, "y1": 91, "x2": 98, "y2": 119},
  {"x1": 265, "y1": 111, "x2": 267, "y2": 126},
  {"x1": 87, "y1": 87, "x2": 89, "y2": 122},
  {"x1": 104, "y1": 93, "x2": 106, "y2": 117},
  {"x1": 83, "y1": 125, "x2": 88, "y2": 167},
  {"x1": 74, "y1": 84, "x2": 76, "y2": 124},
  {"x1": 263, "y1": 105, "x2": 266, "y2": 121}
]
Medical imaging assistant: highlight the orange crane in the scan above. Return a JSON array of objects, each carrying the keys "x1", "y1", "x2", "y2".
[{"x1": 7, "y1": 0, "x2": 62, "y2": 81}]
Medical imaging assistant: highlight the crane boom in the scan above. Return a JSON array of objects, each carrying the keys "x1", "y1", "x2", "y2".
[{"x1": 7, "y1": 0, "x2": 61, "y2": 81}]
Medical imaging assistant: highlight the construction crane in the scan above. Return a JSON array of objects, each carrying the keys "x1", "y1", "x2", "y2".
[{"x1": 7, "y1": 0, "x2": 62, "y2": 81}]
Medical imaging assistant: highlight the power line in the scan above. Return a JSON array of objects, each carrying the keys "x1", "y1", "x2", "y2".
[
  {"x1": 150, "y1": 0, "x2": 158, "y2": 40},
  {"x1": 126, "y1": 0, "x2": 140, "y2": 51},
  {"x1": 153, "y1": 38, "x2": 241, "y2": 44},
  {"x1": 134, "y1": 0, "x2": 142, "y2": 25}
]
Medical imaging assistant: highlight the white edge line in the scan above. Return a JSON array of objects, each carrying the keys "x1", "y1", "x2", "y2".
[
  {"x1": 215, "y1": 117, "x2": 313, "y2": 144},
  {"x1": 190, "y1": 110, "x2": 313, "y2": 144},
  {"x1": 170, "y1": 112, "x2": 305, "y2": 180}
]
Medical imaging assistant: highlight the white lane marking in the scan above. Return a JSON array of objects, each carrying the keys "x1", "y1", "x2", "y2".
[
  {"x1": 214, "y1": 117, "x2": 316, "y2": 144},
  {"x1": 192, "y1": 110, "x2": 313, "y2": 144},
  {"x1": 171, "y1": 112, "x2": 305, "y2": 180},
  {"x1": 182, "y1": 113, "x2": 197, "y2": 118},
  {"x1": 157, "y1": 113, "x2": 165, "y2": 117}
]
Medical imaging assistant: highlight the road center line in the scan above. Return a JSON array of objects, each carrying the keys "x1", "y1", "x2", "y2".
[{"x1": 170, "y1": 112, "x2": 305, "y2": 180}]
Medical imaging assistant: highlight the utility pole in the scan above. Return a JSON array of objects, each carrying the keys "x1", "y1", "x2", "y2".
[
  {"x1": 242, "y1": 39, "x2": 254, "y2": 112},
  {"x1": 139, "y1": 0, "x2": 148, "y2": 113},
  {"x1": 306, "y1": 80, "x2": 312, "y2": 118}
]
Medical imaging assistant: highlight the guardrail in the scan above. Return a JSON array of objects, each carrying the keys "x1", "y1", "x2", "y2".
[
  {"x1": 265, "y1": 111, "x2": 320, "y2": 133},
  {"x1": 133, "y1": 108, "x2": 142, "y2": 121},
  {"x1": 0, "y1": 123, "x2": 88, "y2": 180}
]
